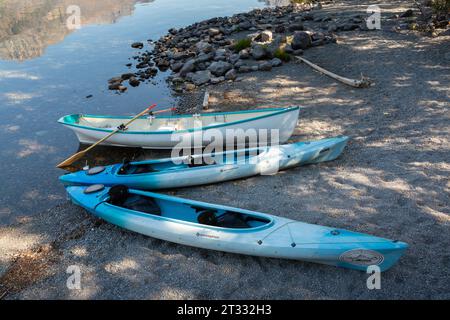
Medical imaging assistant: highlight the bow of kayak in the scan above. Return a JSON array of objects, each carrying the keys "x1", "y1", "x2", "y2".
[{"x1": 65, "y1": 184, "x2": 407, "y2": 272}]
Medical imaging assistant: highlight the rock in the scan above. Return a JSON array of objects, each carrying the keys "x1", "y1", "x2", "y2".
[
  {"x1": 185, "y1": 83, "x2": 196, "y2": 91},
  {"x1": 288, "y1": 23, "x2": 304, "y2": 32},
  {"x1": 293, "y1": 49, "x2": 304, "y2": 56},
  {"x1": 328, "y1": 23, "x2": 338, "y2": 32},
  {"x1": 131, "y1": 42, "x2": 144, "y2": 49},
  {"x1": 238, "y1": 21, "x2": 252, "y2": 31},
  {"x1": 284, "y1": 44, "x2": 294, "y2": 53},
  {"x1": 254, "y1": 30, "x2": 273, "y2": 42},
  {"x1": 400, "y1": 9, "x2": 414, "y2": 18},
  {"x1": 190, "y1": 70, "x2": 211, "y2": 85},
  {"x1": 237, "y1": 65, "x2": 251, "y2": 73},
  {"x1": 229, "y1": 54, "x2": 240, "y2": 64},
  {"x1": 258, "y1": 61, "x2": 272, "y2": 71},
  {"x1": 274, "y1": 25, "x2": 286, "y2": 33},
  {"x1": 129, "y1": 77, "x2": 140, "y2": 87},
  {"x1": 210, "y1": 76, "x2": 225, "y2": 84},
  {"x1": 121, "y1": 73, "x2": 135, "y2": 80},
  {"x1": 291, "y1": 31, "x2": 311, "y2": 50},
  {"x1": 196, "y1": 52, "x2": 214, "y2": 63},
  {"x1": 339, "y1": 23, "x2": 359, "y2": 31},
  {"x1": 251, "y1": 44, "x2": 267, "y2": 60},
  {"x1": 86, "y1": 95, "x2": 93, "y2": 99},
  {"x1": 225, "y1": 68, "x2": 237, "y2": 80},
  {"x1": 250, "y1": 65, "x2": 259, "y2": 72},
  {"x1": 125, "y1": 63, "x2": 132, "y2": 67},
  {"x1": 266, "y1": 35, "x2": 286, "y2": 58},
  {"x1": 136, "y1": 62, "x2": 148, "y2": 69},
  {"x1": 180, "y1": 59, "x2": 196, "y2": 77},
  {"x1": 108, "y1": 77, "x2": 122, "y2": 84},
  {"x1": 208, "y1": 61, "x2": 233, "y2": 76},
  {"x1": 171, "y1": 62, "x2": 184, "y2": 72},
  {"x1": 196, "y1": 41, "x2": 213, "y2": 53},
  {"x1": 239, "y1": 49, "x2": 250, "y2": 59},
  {"x1": 208, "y1": 28, "x2": 221, "y2": 36},
  {"x1": 271, "y1": 58, "x2": 282, "y2": 67},
  {"x1": 303, "y1": 12, "x2": 314, "y2": 21}
]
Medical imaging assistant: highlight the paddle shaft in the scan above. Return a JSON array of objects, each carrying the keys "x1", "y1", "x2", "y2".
[{"x1": 56, "y1": 104, "x2": 156, "y2": 168}]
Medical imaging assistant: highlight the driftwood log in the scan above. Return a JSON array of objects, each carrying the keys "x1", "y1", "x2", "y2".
[{"x1": 295, "y1": 56, "x2": 373, "y2": 88}]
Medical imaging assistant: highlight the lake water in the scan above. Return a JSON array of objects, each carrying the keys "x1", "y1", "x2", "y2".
[{"x1": 0, "y1": 0, "x2": 285, "y2": 224}]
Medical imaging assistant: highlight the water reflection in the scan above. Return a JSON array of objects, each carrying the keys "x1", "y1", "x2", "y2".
[
  {"x1": 0, "y1": 0, "x2": 273, "y2": 224},
  {"x1": 0, "y1": 0, "x2": 153, "y2": 61}
]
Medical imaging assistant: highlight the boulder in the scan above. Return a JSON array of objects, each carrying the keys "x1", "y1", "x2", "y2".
[
  {"x1": 291, "y1": 31, "x2": 311, "y2": 50},
  {"x1": 288, "y1": 23, "x2": 304, "y2": 32},
  {"x1": 254, "y1": 30, "x2": 273, "y2": 42},
  {"x1": 131, "y1": 42, "x2": 144, "y2": 49},
  {"x1": 271, "y1": 58, "x2": 282, "y2": 67},
  {"x1": 266, "y1": 35, "x2": 286, "y2": 58},
  {"x1": 180, "y1": 59, "x2": 196, "y2": 77},
  {"x1": 225, "y1": 69, "x2": 237, "y2": 80},
  {"x1": 210, "y1": 76, "x2": 225, "y2": 84},
  {"x1": 129, "y1": 77, "x2": 140, "y2": 87},
  {"x1": 239, "y1": 49, "x2": 250, "y2": 59},
  {"x1": 208, "y1": 28, "x2": 221, "y2": 36},
  {"x1": 251, "y1": 44, "x2": 267, "y2": 60},
  {"x1": 258, "y1": 61, "x2": 272, "y2": 71},
  {"x1": 190, "y1": 70, "x2": 211, "y2": 86},
  {"x1": 196, "y1": 41, "x2": 213, "y2": 53},
  {"x1": 170, "y1": 62, "x2": 184, "y2": 72},
  {"x1": 274, "y1": 25, "x2": 286, "y2": 33},
  {"x1": 208, "y1": 61, "x2": 233, "y2": 76}
]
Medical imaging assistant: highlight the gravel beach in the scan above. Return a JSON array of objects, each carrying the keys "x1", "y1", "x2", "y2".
[{"x1": 0, "y1": 0, "x2": 449, "y2": 299}]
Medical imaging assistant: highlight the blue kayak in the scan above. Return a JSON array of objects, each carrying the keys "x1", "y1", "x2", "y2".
[
  {"x1": 60, "y1": 136, "x2": 349, "y2": 189},
  {"x1": 65, "y1": 185, "x2": 408, "y2": 271}
]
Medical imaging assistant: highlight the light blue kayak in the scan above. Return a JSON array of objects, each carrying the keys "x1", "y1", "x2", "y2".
[
  {"x1": 65, "y1": 185, "x2": 408, "y2": 271},
  {"x1": 60, "y1": 136, "x2": 349, "y2": 189}
]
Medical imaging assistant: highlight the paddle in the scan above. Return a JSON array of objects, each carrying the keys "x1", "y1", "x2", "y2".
[{"x1": 56, "y1": 104, "x2": 157, "y2": 168}]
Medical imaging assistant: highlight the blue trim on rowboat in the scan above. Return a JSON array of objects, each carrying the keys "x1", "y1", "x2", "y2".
[{"x1": 57, "y1": 106, "x2": 300, "y2": 135}]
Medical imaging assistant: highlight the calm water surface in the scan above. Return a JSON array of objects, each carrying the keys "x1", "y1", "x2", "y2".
[{"x1": 0, "y1": 0, "x2": 281, "y2": 224}]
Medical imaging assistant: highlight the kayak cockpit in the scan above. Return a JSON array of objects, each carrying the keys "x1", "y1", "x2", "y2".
[{"x1": 107, "y1": 185, "x2": 271, "y2": 229}]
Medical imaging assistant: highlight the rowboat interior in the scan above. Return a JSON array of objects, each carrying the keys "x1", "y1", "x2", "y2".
[
  {"x1": 106, "y1": 185, "x2": 271, "y2": 229},
  {"x1": 63, "y1": 110, "x2": 279, "y2": 131},
  {"x1": 117, "y1": 149, "x2": 266, "y2": 175}
]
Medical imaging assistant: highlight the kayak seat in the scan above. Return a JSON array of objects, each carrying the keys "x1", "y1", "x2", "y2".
[
  {"x1": 197, "y1": 210, "x2": 218, "y2": 226},
  {"x1": 108, "y1": 185, "x2": 161, "y2": 216},
  {"x1": 123, "y1": 195, "x2": 161, "y2": 216},
  {"x1": 118, "y1": 161, "x2": 156, "y2": 175},
  {"x1": 216, "y1": 212, "x2": 249, "y2": 229}
]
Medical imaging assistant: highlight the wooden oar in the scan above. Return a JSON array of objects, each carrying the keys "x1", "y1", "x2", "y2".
[
  {"x1": 56, "y1": 104, "x2": 157, "y2": 168},
  {"x1": 151, "y1": 107, "x2": 176, "y2": 115}
]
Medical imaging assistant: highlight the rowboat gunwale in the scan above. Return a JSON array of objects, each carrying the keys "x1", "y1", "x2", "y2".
[{"x1": 58, "y1": 106, "x2": 300, "y2": 135}]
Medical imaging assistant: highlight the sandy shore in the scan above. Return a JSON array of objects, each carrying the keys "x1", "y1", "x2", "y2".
[{"x1": 1, "y1": 0, "x2": 449, "y2": 299}]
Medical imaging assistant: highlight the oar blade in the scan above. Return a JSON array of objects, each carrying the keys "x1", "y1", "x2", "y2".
[{"x1": 56, "y1": 150, "x2": 86, "y2": 168}]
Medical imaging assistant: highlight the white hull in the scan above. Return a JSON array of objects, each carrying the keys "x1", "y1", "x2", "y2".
[{"x1": 60, "y1": 107, "x2": 300, "y2": 149}]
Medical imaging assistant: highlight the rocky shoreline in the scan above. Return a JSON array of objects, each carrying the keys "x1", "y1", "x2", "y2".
[{"x1": 107, "y1": 1, "x2": 449, "y2": 95}]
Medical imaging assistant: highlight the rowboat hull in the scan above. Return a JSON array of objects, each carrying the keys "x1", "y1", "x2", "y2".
[
  {"x1": 58, "y1": 106, "x2": 300, "y2": 149},
  {"x1": 65, "y1": 186, "x2": 408, "y2": 271},
  {"x1": 60, "y1": 136, "x2": 349, "y2": 189}
]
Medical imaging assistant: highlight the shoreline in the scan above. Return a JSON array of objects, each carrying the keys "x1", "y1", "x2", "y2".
[{"x1": 1, "y1": 0, "x2": 449, "y2": 299}]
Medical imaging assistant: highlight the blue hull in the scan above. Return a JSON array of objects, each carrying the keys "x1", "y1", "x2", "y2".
[
  {"x1": 65, "y1": 185, "x2": 408, "y2": 272},
  {"x1": 60, "y1": 136, "x2": 349, "y2": 189}
]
